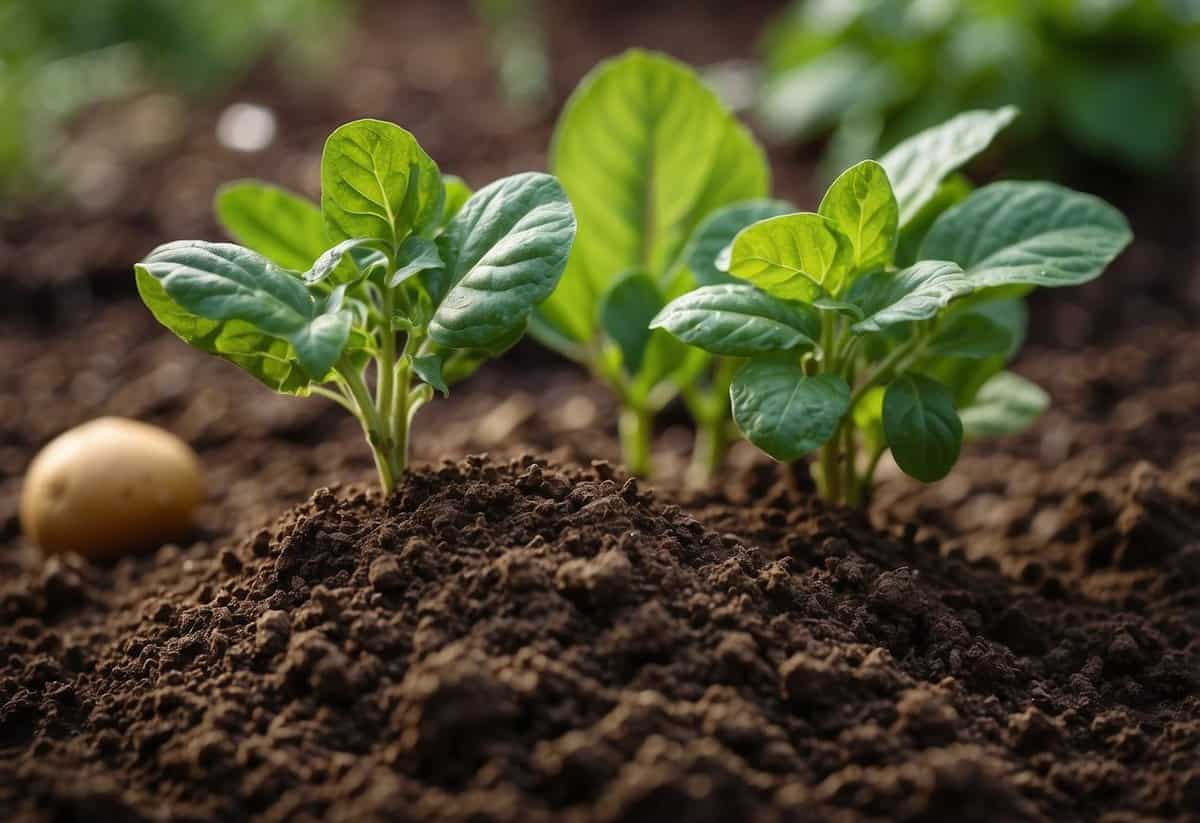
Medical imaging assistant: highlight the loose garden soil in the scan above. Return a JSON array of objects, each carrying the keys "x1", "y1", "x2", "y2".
[{"x1": 2, "y1": 0, "x2": 1199, "y2": 820}]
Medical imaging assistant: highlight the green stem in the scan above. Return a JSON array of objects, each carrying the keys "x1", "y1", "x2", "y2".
[
  {"x1": 687, "y1": 417, "x2": 727, "y2": 489},
  {"x1": 841, "y1": 421, "x2": 856, "y2": 506},
  {"x1": 339, "y1": 365, "x2": 395, "y2": 493},
  {"x1": 619, "y1": 405, "x2": 653, "y2": 478}
]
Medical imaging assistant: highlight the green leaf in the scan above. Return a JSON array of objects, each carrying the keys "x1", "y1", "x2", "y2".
[
  {"x1": 440, "y1": 175, "x2": 473, "y2": 227},
  {"x1": 137, "y1": 241, "x2": 351, "y2": 380},
  {"x1": 895, "y1": 174, "x2": 971, "y2": 267},
  {"x1": 757, "y1": 48, "x2": 888, "y2": 142},
  {"x1": 849, "y1": 261, "x2": 971, "y2": 334},
  {"x1": 429, "y1": 172, "x2": 576, "y2": 350},
  {"x1": 730, "y1": 358, "x2": 849, "y2": 461},
  {"x1": 926, "y1": 312, "x2": 1013, "y2": 359},
  {"x1": 960, "y1": 371, "x2": 1048, "y2": 440},
  {"x1": 680, "y1": 199, "x2": 795, "y2": 287},
  {"x1": 412, "y1": 353, "x2": 449, "y2": 396},
  {"x1": 389, "y1": 236, "x2": 444, "y2": 287},
  {"x1": 136, "y1": 268, "x2": 311, "y2": 395},
  {"x1": 817, "y1": 160, "x2": 898, "y2": 274},
  {"x1": 542, "y1": 49, "x2": 769, "y2": 341},
  {"x1": 920, "y1": 181, "x2": 1132, "y2": 290},
  {"x1": 651, "y1": 283, "x2": 819, "y2": 357},
  {"x1": 214, "y1": 181, "x2": 326, "y2": 271},
  {"x1": 880, "y1": 107, "x2": 1018, "y2": 225},
  {"x1": 727, "y1": 213, "x2": 854, "y2": 299},
  {"x1": 321, "y1": 119, "x2": 443, "y2": 253},
  {"x1": 598, "y1": 271, "x2": 662, "y2": 374},
  {"x1": 883, "y1": 374, "x2": 962, "y2": 483},
  {"x1": 852, "y1": 386, "x2": 887, "y2": 457}
]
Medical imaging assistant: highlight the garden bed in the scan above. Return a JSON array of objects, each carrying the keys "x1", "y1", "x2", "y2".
[{"x1": 2, "y1": 1, "x2": 1199, "y2": 821}]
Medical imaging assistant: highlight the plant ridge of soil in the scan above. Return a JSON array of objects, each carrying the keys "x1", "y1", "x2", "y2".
[{"x1": 2, "y1": 456, "x2": 1197, "y2": 822}]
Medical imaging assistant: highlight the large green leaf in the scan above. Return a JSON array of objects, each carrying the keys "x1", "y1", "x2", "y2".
[
  {"x1": 960, "y1": 371, "x2": 1048, "y2": 440},
  {"x1": 598, "y1": 270, "x2": 663, "y2": 374},
  {"x1": 920, "y1": 181, "x2": 1132, "y2": 289},
  {"x1": 880, "y1": 107, "x2": 1017, "y2": 225},
  {"x1": 429, "y1": 172, "x2": 576, "y2": 350},
  {"x1": 541, "y1": 50, "x2": 769, "y2": 342},
  {"x1": 730, "y1": 358, "x2": 849, "y2": 461},
  {"x1": 817, "y1": 160, "x2": 898, "y2": 274},
  {"x1": 136, "y1": 269, "x2": 311, "y2": 395},
  {"x1": 681, "y1": 199, "x2": 795, "y2": 287},
  {"x1": 651, "y1": 283, "x2": 819, "y2": 357},
  {"x1": 883, "y1": 374, "x2": 962, "y2": 483},
  {"x1": 849, "y1": 261, "x2": 971, "y2": 333},
  {"x1": 215, "y1": 181, "x2": 326, "y2": 271},
  {"x1": 321, "y1": 119, "x2": 443, "y2": 253},
  {"x1": 727, "y1": 213, "x2": 854, "y2": 300},
  {"x1": 136, "y1": 241, "x2": 352, "y2": 382},
  {"x1": 926, "y1": 312, "x2": 1012, "y2": 360}
]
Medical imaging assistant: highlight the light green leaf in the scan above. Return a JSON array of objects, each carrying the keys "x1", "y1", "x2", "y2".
[
  {"x1": 321, "y1": 119, "x2": 442, "y2": 253},
  {"x1": 731, "y1": 358, "x2": 849, "y2": 461},
  {"x1": 429, "y1": 172, "x2": 576, "y2": 350},
  {"x1": 389, "y1": 236, "x2": 444, "y2": 287},
  {"x1": 412, "y1": 353, "x2": 449, "y2": 396},
  {"x1": 852, "y1": 386, "x2": 887, "y2": 457},
  {"x1": 883, "y1": 374, "x2": 962, "y2": 483},
  {"x1": 927, "y1": 312, "x2": 1013, "y2": 359},
  {"x1": 920, "y1": 181, "x2": 1132, "y2": 289},
  {"x1": 651, "y1": 283, "x2": 819, "y2": 357},
  {"x1": 214, "y1": 180, "x2": 326, "y2": 271},
  {"x1": 880, "y1": 107, "x2": 1018, "y2": 225},
  {"x1": 817, "y1": 160, "x2": 898, "y2": 273},
  {"x1": 727, "y1": 213, "x2": 854, "y2": 299},
  {"x1": 960, "y1": 371, "x2": 1048, "y2": 440},
  {"x1": 440, "y1": 175, "x2": 473, "y2": 227},
  {"x1": 681, "y1": 199, "x2": 795, "y2": 287},
  {"x1": 137, "y1": 241, "x2": 352, "y2": 380},
  {"x1": 542, "y1": 49, "x2": 769, "y2": 341},
  {"x1": 849, "y1": 261, "x2": 971, "y2": 334},
  {"x1": 598, "y1": 271, "x2": 662, "y2": 374}
]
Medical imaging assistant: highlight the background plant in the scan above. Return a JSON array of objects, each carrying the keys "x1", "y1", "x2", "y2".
[
  {"x1": 0, "y1": 0, "x2": 349, "y2": 208},
  {"x1": 653, "y1": 108, "x2": 1132, "y2": 506},
  {"x1": 757, "y1": 0, "x2": 1200, "y2": 177},
  {"x1": 534, "y1": 49, "x2": 791, "y2": 484},
  {"x1": 135, "y1": 118, "x2": 575, "y2": 493}
]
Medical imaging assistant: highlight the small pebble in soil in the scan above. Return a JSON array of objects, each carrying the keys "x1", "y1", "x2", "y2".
[{"x1": 19, "y1": 417, "x2": 204, "y2": 560}]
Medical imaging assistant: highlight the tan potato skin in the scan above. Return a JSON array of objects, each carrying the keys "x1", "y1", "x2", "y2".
[{"x1": 20, "y1": 417, "x2": 204, "y2": 560}]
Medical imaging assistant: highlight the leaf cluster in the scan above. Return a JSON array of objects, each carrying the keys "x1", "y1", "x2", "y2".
[{"x1": 653, "y1": 108, "x2": 1131, "y2": 503}]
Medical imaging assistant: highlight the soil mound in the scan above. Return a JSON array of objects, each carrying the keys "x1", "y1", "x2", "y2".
[{"x1": 2, "y1": 457, "x2": 1197, "y2": 821}]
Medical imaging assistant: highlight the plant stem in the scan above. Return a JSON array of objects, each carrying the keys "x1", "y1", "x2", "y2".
[
  {"x1": 687, "y1": 417, "x2": 727, "y2": 489},
  {"x1": 619, "y1": 405, "x2": 653, "y2": 479},
  {"x1": 339, "y1": 365, "x2": 395, "y2": 493}
]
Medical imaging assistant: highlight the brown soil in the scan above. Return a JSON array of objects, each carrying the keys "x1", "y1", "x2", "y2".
[{"x1": 2, "y1": 1, "x2": 1199, "y2": 820}]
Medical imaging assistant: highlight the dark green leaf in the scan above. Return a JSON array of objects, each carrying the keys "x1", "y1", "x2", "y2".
[
  {"x1": 927, "y1": 312, "x2": 1013, "y2": 359},
  {"x1": 305, "y1": 238, "x2": 382, "y2": 285},
  {"x1": 214, "y1": 180, "x2": 326, "y2": 271},
  {"x1": 390, "y1": 236, "x2": 444, "y2": 287},
  {"x1": 921, "y1": 182, "x2": 1132, "y2": 289},
  {"x1": 651, "y1": 283, "x2": 819, "y2": 357},
  {"x1": 883, "y1": 374, "x2": 962, "y2": 483},
  {"x1": 849, "y1": 261, "x2": 971, "y2": 333},
  {"x1": 412, "y1": 354, "x2": 449, "y2": 396},
  {"x1": 731, "y1": 358, "x2": 849, "y2": 461},
  {"x1": 137, "y1": 240, "x2": 351, "y2": 380},
  {"x1": 429, "y1": 172, "x2": 576, "y2": 350},
  {"x1": 599, "y1": 271, "x2": 662, "y2": 374}
]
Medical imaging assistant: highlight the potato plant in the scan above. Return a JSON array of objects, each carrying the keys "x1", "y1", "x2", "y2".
[
  {"x1": 653, "y1": 109, "x2": 1132, "y2": 506},
  {"x1": 136, "y1": 119, "x2": 576, "y2": 493},
  {"x1": 533, "y1": 49, "x2": 790, "y2": 484}
]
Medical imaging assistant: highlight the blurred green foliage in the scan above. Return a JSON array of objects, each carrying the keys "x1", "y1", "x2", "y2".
[
  {"x1": 0, "y1": 0, "x2": 348, "y2": 206},
  {"x1": 758, "y1": 0, "x2": 1200, "y2": 176},
  {"x1": 474, "y1": 0, "x2": 551, "y2": 113}
]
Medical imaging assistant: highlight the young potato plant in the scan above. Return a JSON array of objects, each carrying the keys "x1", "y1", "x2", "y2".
[
  {"x1": 653, "y1": 109, "x2": 1132, "y2": 506},
  {"x1": 534, "y1": 49, "x2": 791, "y2": 484},
  {"x1": 135, "y1": 119, "x2": 576, "y2": 493}
]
